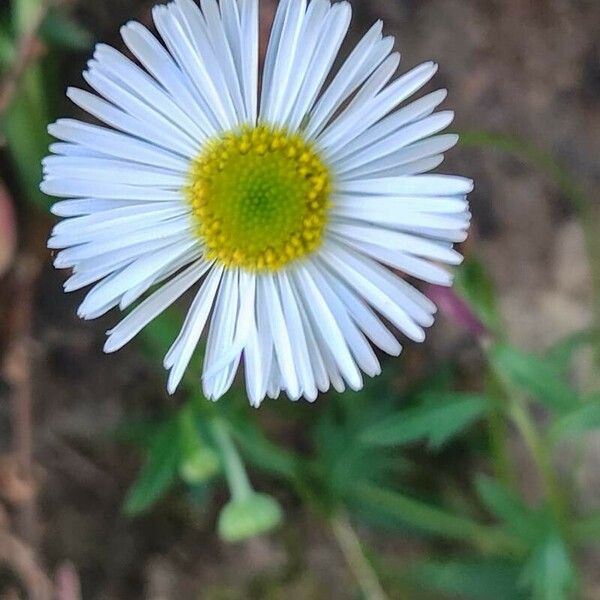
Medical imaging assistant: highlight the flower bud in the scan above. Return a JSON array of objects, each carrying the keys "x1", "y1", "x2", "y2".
[{"x1": 218, "y1": 493, "x2": 283, "y2": 543}]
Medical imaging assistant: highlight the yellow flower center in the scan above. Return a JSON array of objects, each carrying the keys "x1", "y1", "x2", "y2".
[{"x1": 186, "y1": 124, "x2": 332, "y2": 272}]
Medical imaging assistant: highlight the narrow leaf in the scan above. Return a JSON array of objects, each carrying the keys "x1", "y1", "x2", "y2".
[{"x1": 361, "y1": 394, "x2": 490, "y2": 449}]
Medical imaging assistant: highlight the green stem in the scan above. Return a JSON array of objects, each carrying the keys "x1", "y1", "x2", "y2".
[
  {"x1": 331, "y1": 512, "x2": 390, "y2": 600},
  {"x1": 486, "y1": 370, "x2": 515, "y2": 490},
  {"x1": 211, "y1": 418, "x2": 253, "y2": 502},
  {"x1": 508, "y1": 396, "x2": 566, "y2": 522}
]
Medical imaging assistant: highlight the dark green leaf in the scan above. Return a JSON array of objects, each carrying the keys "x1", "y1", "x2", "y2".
[
  {"x1": 353, "y1": 483, "x2": 514, "y2": 552},
  {"x1": 402, "y1": 559, "x2": 526, "y2": 600},
  {"x1": 491, "y1": 344, "x2": 577, "y2": 411},
  {"x1": 124, "y1": 418, "x2": 180, "y2": 516},
  {"x1": 361, "y1": 394, "x2": 491, "y2": 449}
]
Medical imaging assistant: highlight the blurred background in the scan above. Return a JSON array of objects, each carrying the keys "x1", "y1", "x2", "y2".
[{"x1": 1, "y1": 0, "x2": 600, "y2": 598}]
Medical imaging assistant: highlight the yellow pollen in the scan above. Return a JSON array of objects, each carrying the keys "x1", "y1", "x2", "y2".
[{"x1": 186, "y1": 124, "x2": 332, "y2": 272}]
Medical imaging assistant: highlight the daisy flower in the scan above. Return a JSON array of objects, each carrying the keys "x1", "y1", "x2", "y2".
[{"x1": 43, "y1": 0, "x2": 473, "y2": 406}]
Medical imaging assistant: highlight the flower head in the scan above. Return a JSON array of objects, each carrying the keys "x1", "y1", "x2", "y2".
[{"x1": 43, "y1": 0, "x2": 472, "y2": 406}]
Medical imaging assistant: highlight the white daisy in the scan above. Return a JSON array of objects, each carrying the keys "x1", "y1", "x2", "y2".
[{"x1": 43, "y1": 0, "x2": 473, "y2": 407}]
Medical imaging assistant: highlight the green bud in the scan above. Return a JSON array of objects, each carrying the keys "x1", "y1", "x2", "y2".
[
  {"x1": 218, "y1": 493, "x2": 283, "y2": 543},
  {"x1": 179, "y1": 446, "x2": 220, "y2": 485}
]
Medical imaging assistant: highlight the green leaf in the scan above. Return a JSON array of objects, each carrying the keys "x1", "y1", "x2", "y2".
[
  {"x1": 39, "y1": 10, "x2": 92, "y2": 50},
  {"x1": 403, "y1": 559, "x2": 526, "y2": 600},
  {"x1": 353, "y1": 483, "x2": 516, "y2": 552},
  {"x1": 475, "y1": 476, "x2": 541, "y2": 543},
  {"x1": 361, "y1": 394, "x2": 491, "y2": 450},
  {"x1": 490, "y1": 344, "x2": 577, "y2": 411},
  {"x1": 124, "y1": 417, "x2": 181, "y2": 516},
  {"x1": 544, "y1": 329, "x2": 597, "y2": 377},
  {"x1": 550, "y1": 394, "x2": 600, "y2": 441},
  {"x1": 454, "y1": 256, "x2": 501, "y2": 332},
  {"x1": 520, "y1": 533, "x2": 576, "y2": 600}
]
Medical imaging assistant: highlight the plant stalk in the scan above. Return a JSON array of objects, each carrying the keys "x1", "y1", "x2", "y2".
[
  {"x1": 211, "y1": 418, "x2": 253, "y2": 502},
  {"x1": 331, "y1": 512, "x2": 390, "y2": 600}
]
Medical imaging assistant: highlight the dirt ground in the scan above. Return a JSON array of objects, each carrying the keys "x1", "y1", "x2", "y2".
[{"x1": 1, "y1": 0, "x2": 599, "y2": 597}]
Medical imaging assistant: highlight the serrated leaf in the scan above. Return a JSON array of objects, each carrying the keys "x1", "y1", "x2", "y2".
[
  {"x1": 491, "y1": 344, "x2": 577, "y2": 411},
  {"x1": 361, "y1": 394, "x2": 490, "y2": 449},
  {"x1": 520, "y1": 533, "x2": 576, "y2": 600},
  {"x1": 124, "y1": 418, "x2": 180, "y2": 516}
]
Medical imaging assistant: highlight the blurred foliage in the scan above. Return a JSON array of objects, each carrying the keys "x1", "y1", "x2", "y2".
[
  {"x1": 1, "y1": 0, "x2": 92, "y2": 208},
  {"x1": 2, "y1": 1, "x2": 600, "y2": 598}
]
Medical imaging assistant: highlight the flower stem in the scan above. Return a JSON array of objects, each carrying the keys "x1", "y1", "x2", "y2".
[
  {"x1": 331, "y1": 512, "x2": 389, "y2": 600},
  {"x1": 211, "y1": 418, "x2": 253, "y2": 502},
  {"x1": 508, "y1": 395, "x2": 567, "y2": 521}
]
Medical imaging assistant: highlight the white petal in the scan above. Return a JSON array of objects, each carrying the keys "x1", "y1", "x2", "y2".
[
  {"x1": 244, "y1": 320, "x2": 265, "y2": 407},
  {"x1": 339, "y1": 134, "x2": 457, "y2": 179},
  {"x1": 238, "y1": 0, "x2": 259, "y2": 123},
  {"x1": 120, "y1": 22, "x2": 217, "y2": 136},
  {"x1": 262, "y1": 0, "x2": 307, "y2": 124},
  {"x1": 329, "y1": 223, "x2": 463, "y2": 264},
  {"x1": 323, "y1": 271, "x2": 402, "y2": 356},
  {"x1": 272, "y1": 0, "x2": 330, "y2": 126},
  {"x1": 92, "y1": 43, "x2": 208, "y2": 141},
  {"x1": 320, "y1": 243, "x2": 428, "y2": 341},
  {"x1": 304, "y1": 20, "x2": 385, "y2": 138},
  {"x1": 53, "y1": 218, "x2": 192, "y2": 267},
  {"x1": 202, "y1": 270, "x2": 240, "y2": 399},
  {"x1": 166, "y1": 265, "x2": 224, "y2": 394},
  {"x1": 335, "y1": 111, "x2": 454, "y2": 176},
  {"x1": 319, "y1": 61, "x2": 437, "y2": 155},
  {"x1": 257, "y1": 274, "x2": 300, "y2": 400},
  {"x1": 78, "y1": 238, "x2": 196, "y2": 318},
  {"x1": 105, "y1": 259, "x2": 211, "y2": 352},
  {"x1": 292, "y1": 265, "x2": 362, "y2": 390},
  {"x1": 285, "y1": 2, "x2": 352, "y2": 130},
  {"x1": 328, "y1": 89, "x2": 448, "y2": 163},
  {"x1": 337, "y1": 174, "x2": 474, "y2": 197},
  {"x1": 48, "y1": 119, "x2": 189, "y2": 172},
  {"x1": 67, "y1": 87, "x2": 198, "y2": 158},
  {"x1": 277, "y1": 271, "x2": 318, "y2": 401},
  {"x1": 202, "y1": 271, "x2": 256, "y2": 379},
  {"x1": 306, "y1": 262, "x2": 381, "y2": 378}
]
